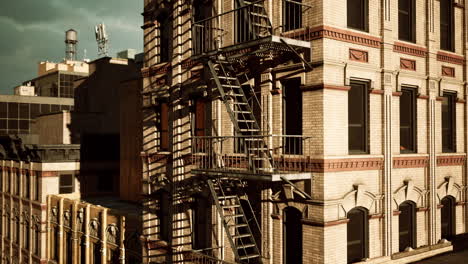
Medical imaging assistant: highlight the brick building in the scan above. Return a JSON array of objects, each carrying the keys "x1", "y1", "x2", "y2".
[
  {"x1": 0, "y1": 136, "x2": 80, "y2": 264},
  {"x1": 141, "y1": 0, "x2": 468, "y2": 263}
]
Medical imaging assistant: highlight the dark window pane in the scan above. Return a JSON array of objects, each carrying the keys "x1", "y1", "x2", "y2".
[
  {"x1": 30, "y1": 104, "x2": 40, "y2": 118},
  {"x1": 59, "y1": 174, "x2": 74, "y2": 194},
  {"x1": 0, "y1": 102, "x2": 7, "y2": 117},
  {"x1": 442, "y1": 92, "x2": 456, "y2": 152},
  {"x1": 440, "y1": 0, "x2": 454, "y2": 51},
  {"x1": 19, "y1": 103, "x2": 29, "y2": 119},
  {"x1": 399, "y1": 202, "x2": 416, "y2": 251},
  {"x1": 60, "y1": 105, "x2": 69, "y2": 111},
  {"x1": 0, "y1": 119, "x2": 6, "y2": 129},
  {"x1": 347, "y1": 208, "x2": 368, "y2": 263},
  {"x1": 400, "y1": 88, "x2": 416, "y2": 152},
  {"x1": 51, "y1": 104, "x2": 60, "y2": 112},
  {"x1": 398, "y1": 0, "x2": 415, "y2": 42},
  {"x1": 347, "y1": 0, "x2": 368, "y2": 31},
  {"x1": 348, "y1": 82, "x2": 368, "y2": 153},
  {"x1": 8, "y1": 119, "x2": 18, "y2": 131},
  {"x1": 283, "y1": 0, "x2": 303, "y2": 31},
  {"x1": 19, "y1": 120, "x2": 29, "y2": 130},
  {"x1": 8, "y1": 103, "x2": 18, "y2": 118},
  {"x1": 41, "y1": 104, "x2": 51, "y2": 114}
]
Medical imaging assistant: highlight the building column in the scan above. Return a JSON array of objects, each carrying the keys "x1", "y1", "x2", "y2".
[
  {"x1": 58, "y1": 198, "x2": 64, "y2": 263},
  {"x1": 72, "y1": 201, "x2": 79, "y2": 264},
  {"x1": 84, "y1": 204, "x2": 91, "y2": 264},
  {"x1": 101, "y1": 208, "x2": 108, "y2": 264},
  {"x1": 119, "y1": 216, "x2": 126, "y2": 264}
]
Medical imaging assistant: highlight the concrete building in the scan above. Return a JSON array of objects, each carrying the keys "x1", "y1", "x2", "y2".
[
  {"x1": 70, "y1": 56, "x2": 141, "y2": 198},
  {"x1": 25, "y1": 60, "x2": 89, "y2": 98},
  {"x1": 0, "y1": 95, "x2": 73, "y2": 136},
  {"x1": 142, "y1": 0, "x2": 468, "y2": 264}
]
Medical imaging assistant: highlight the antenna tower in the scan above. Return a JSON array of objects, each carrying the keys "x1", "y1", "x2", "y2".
[{"x1": 95, "y1": 23, "x2": 109, "y2": 57}]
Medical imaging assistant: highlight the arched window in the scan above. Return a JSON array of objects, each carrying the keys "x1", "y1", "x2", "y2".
[
  {"x1": 347, "y1": 207, "x2": 368, "y2": 263},
  {"x1": 283, "y1": 0, "x2": 303, "y2": 31},
  {"x1": 283, "y1": 207, "x2": 302, "y2": 264},
  {"x1": 441, "y1": 196, "x2": 456, "y2": 239},
  {"x1": 399, "y1": 201, "x2": 416, "y2": 251}
]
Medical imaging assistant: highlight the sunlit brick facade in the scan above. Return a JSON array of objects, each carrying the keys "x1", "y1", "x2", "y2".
[{"x1": 142, "y1": 0, "x2": 468, "y2": 263}]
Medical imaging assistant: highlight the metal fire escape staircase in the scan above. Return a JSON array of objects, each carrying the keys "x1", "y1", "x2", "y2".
[
  {"x1": 208, "y1": 178, "x2": 262, "y2": 263},
  {"x1": 189, "y1": 1, "x2": 312, "y2": 263}
]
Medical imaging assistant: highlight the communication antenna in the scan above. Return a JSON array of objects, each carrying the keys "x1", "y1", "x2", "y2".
[
  {"x1": 95, "y1": 23, "x2": 109, "y2": 57},
  {"x1": 65, "y1": 29, "x2": 78, "y2": 61}
]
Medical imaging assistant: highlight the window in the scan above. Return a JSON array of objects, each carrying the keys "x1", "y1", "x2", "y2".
[
  {"x1": 157, "y1": 12, "x2": 172, "y2": 63},
  {"x1": 193, "y1": 100, "x2": 206, "y2": 137},
  {"x1": 51, "y1": 226, "x2": 59, "y2": 261},
  {"x1": 65, "y1": 232, "x2": 73, "y2": 264},
  {"x1": 24, "y1": 171, "x2": 30, "y2": 198},
  {"x1": 283, "y1": 207, "x2": 303, "y2": 264},
  {"x1": 33, "y1": 225, "x2": 40, "y2": 255},
  {"x1": 92, "y1": 242, "x2": 102, "y2": 264},
  {"x1": 347, "y1": 207, "x2": 368, "y2": 263},
  {"x1": 59, "y1": 174, "x2": 74, "y2": 194},
  {"x1": 283, "y1": 0, "x2": 303, "y2": 31},
  {"x1": 15, "y1": 171, "x2": 20, "y2": 196},
  {"x1": 442, "y1": 92, "x2": 456, "y2": 152},
  {"x1": 440, "y1": 0, "x2": 454, "y2": 51},
  {"x1": 34, "y1": 173, "x2": 40, "y2": 201},
  {"x1": 347, "y1": 0, "x2": 368, "y2": 32},
  {"x1": 158, "y1": 102, "x2": 169, "y2": 151},
  {"x1": 23, "y1": 221, "x2": 30, "y2": 250},
  {"x1": 398, "y1": 0, "x2": 416, "y2": 42},
  {"x1": 441, "y1": 196, "x2": 456, "y2": 239},
  {"x1": 191, "y1": 195, "x2": 209, "y2": 250},
  {"x1": 283, "y1": 78, "x2": 303, "y2": 154},
  {"x1": 158, "y1": 191, "x2": 170, "y2": 241},
  {"x1": 399, "y1": 201, "x2": 416, "y2": 251},
  {"x1": 193, "y1": 0, "x2": 214, "y2": 53},
  {"x1": 400, "y1": 88, "x2": 417, "y2": 153},
  {"x1": 348, "y1": 81, "x2": 369, "y2": 153},
  {"x1": 6, "y1": 170, "x2": 10, "y2": 193}
]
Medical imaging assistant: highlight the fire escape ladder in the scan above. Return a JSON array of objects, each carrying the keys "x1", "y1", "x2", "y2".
[
  {"x1": 207, "y1": 179, "x2": 263, "y2": 263},
  {"x1": 207, "y1": 59, "x2": 275, "y2": 173}
]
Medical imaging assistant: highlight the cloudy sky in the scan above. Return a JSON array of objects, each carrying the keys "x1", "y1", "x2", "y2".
[{"x1": 0, "y1": 0, "x2": 143, "y2": 94}]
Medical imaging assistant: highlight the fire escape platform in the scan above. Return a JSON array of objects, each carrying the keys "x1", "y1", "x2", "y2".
[
  {"x1": 191, "y1": 169, "x2": 312, "y2": 182},
  {"x1": 191, "y1": 36, "x2": 311, "y2": 61}
]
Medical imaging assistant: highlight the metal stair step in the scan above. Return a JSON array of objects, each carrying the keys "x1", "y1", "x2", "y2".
[
  {"x1": 218, "y1": 195, "x2": 238, "y2": 200},
  {"x1": 252, "y1": 22, "x2": 272, "y2": 28},
  {"x1": 249, "y1": 12, "x2": 268, "y2": 18},
  {"x1": 223, "y1": 204, "x2": 241, "y2": 209},
  {"x1": 239, "y1": 129, "x2": 260, "y2": 132},
  {"x1": 226, "y1": 214, "x2": 245, "y2": 218},
  {"x1": 236, "y1": 243, "x2": 256, "y2": 250},
  {"x1": 239, "y1": 254, "x2": 260, "y2": 260},
  {"x1": 232, "y1": 233, "x2": 252, "y2": 239},
  {"x1": 228, "y1": 223, "x2": 249, "y2": 228},
  {"x1": 238, "y1": 120, "x2": 255, "y2": 123}
]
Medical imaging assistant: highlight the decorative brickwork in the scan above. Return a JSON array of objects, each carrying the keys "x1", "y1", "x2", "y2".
[
  {"x1": 306, "y1": 26, "x2": 382, "y2": 48},
  {"x1": 436, "y1": 155, "x2": 466, "y2": 166},
  {"x1": 393, "y1": 156, "x2": 429, "y2": 168},
  {"x1": 393, "y1": 42, "x2": 428, "y2": 58},
  {"x1": 437, "y1": 51, "x2": 465, "y2": 65},
  {"x1": 349, "y1": 48, "x2": 369, "y2": 62},
  {"x1": 400, "y1": 58, "x2": 416, "y2": 71},
  {"x1": 442, "y1": 66, "x2": 455, "y2": 77},
  {"x1": 300, "y1": 84, "x2": 351, "y2": 92}
]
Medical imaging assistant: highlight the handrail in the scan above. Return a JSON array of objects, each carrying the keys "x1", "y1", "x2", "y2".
[{"x1": 193, "y1": 0, "x2": 266, "y2": 25}]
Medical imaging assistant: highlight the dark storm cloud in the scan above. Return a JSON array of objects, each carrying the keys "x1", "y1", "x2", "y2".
[{"x1": 0, "y1": 0, "x2": 143, "y2": 93}]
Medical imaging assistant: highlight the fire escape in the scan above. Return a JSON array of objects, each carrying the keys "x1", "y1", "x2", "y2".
[{"x1": 181, "y1": 0, "x2": 312, "y2": 263}]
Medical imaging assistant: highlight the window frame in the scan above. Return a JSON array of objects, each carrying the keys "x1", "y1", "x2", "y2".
[
  {"x1": 398, "y1": 0, "x2": 416, "y2": 42},
  {"x1": 441, "y1": 91, "x2": 456, "y2": 153},
  {"x1": 59, "y1": 174, "x2": 74, "y2": 194},
  {"x1": 347, "y1": 0, "x2": 369, "y2": 32},
  {"x1": 283, "y1": 0, "x2": 303, "y2": 32},
  {"x1": 399, "y1": 87, "x2": 417, "y2": 153},
  {"x1": 348, "y1": 80, "x2": 370, "y2": 154}
]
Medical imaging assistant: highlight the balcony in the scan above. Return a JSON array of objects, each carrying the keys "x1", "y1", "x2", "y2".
[
  {"x1": 190, "y1": 135, "x2": 312, "y2": 181},
  {"x1": 192, "y1": 0, "x2": 311, "y2": 59}
]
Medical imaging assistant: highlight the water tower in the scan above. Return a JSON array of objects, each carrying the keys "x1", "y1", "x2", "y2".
[{"x1": 65, "y1": 29, "x2": 78, "y2": 61}]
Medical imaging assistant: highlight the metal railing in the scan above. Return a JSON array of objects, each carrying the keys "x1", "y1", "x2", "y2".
[
  {"x1": 191, "y1": 135, "x2": 312, "y2": 173},
  {"x1": 192, "y1": 0, "x2": 272, "y2": 55},
  {"x1": 192, "y1": 0, "x2": 313, "y2": 55},
  {"x1": 182, "y1": 250, "x2": 237, "y2": 264}
]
